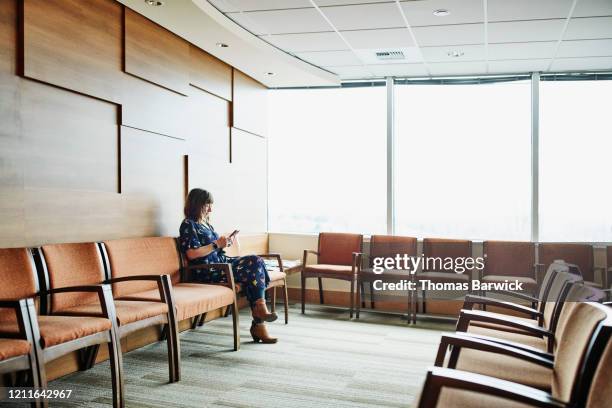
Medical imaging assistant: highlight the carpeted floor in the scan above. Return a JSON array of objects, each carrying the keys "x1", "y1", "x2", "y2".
[{"x1": 48, "y1": 305, "x2": 454, "y2": 407}]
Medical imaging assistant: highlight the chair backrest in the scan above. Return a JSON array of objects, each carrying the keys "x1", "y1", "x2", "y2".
[
  {"x1": 318, "y1": 233, "x2": 363, "y2": 266},
  {"x1": 607, "y1": 245, "x2": 611, "y2": 288},
  {"x1": 102, "y1": 237, "x2": 181, "y2": 298},
  {"x1": 0, "y1": 248, "x2": 39, "y2": 323},
  {"x1": 542, "y1": 270, "x2": 582, "y2": 328},
  {"x1": 586, "y1": 338, "x2": 612, "y2": 408},
  {"x1": 40, "y1": 242, "x2": 105, "y2": 313},
  {"x1": 422, "y1": 238, "x2": 472, "y2": 273},
  {"x1": 369, "y1": 235, "x2": 417, "y2": 268},
  {"x1": 539, "y1": 243, "x2": 594, "y2": 283},
  {"x1": 483, "y1": 240, "x2": 535, "y2": 278},
  {"x1": 552, "y1": 302, "x2": 611, "y2": 404}
]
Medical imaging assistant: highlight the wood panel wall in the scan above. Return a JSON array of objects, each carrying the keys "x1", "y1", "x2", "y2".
[{"x1": 0, "y1": 0, "x2": 269, "y2": 247}]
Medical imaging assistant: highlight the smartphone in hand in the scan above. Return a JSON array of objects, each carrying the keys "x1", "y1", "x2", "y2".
[{"x1": 229, "y1": 229, "x2": 239, "y2": 239}]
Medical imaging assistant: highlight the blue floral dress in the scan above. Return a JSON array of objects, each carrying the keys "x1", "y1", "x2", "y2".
[{"x1": 178, "y1": 219, "x2": 270, "y2": 307}]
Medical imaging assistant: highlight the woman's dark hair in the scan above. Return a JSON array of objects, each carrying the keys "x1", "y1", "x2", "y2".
[{"x1": 184, "y1": 188, "x2": 214, "y2": 221}]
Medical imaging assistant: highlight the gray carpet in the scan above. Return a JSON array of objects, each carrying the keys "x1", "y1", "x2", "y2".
[{"x1": 49, "y1": 306, "x2": 454, "y2": 407}]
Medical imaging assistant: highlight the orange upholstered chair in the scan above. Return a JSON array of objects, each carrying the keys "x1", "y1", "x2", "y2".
[
  {"x1": 416, "y1": 238, "x2": 473, "y2": 314},
  {"x1": 539, "y1": 243, "x2": 603, "y2": 287},
  {"x1": 301, "y1": 232, "x2": 363, "y2": 318},
  {"x1": 39, "y1": 241, "x2": 179, "y2": 383},
  {"x1": 103, "y1": 237, "x2": 239, "y2": 353},
  {"x1": 481, "y1": 240, "x2": 537, "y2": 294},
  {"x1": 0, "y1": 247, "x2": 123, "y2": 407},
  {"x1": 356, "y1": 235, "x2": 418, "y2": 322}
]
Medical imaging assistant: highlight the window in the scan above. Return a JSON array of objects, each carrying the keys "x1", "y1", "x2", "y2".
[
  {"x1": 268, "y1": 87, "x2": 387, "y2": 234},
  {"x1": 539, "y1": 80, "x2": 612, "y2": 242},
  {"x1": 394, "y1": 81, "x2": 532, "y2": 240}
]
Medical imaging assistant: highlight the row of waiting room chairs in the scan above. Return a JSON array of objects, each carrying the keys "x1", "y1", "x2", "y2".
[
  {"x1": 414, "y1": 261, "x2": 611, "y2": 407},
  {"x1": 0, "y1": 237, "x2": 289, "y2": 408},
  {"x1": 301, "y1": 233, "x2": 612, "y2": 320}
]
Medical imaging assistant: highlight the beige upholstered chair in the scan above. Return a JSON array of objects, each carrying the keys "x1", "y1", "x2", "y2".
[
  {"x1": 301, "y1": 232, "x2": 363, "y2": 318},
  {"x1": 356, "y1": 235, "x2": 418, "y2": 322},
  {"x1": 482, "y1": 241, "x2": 537, "y2": 294}
]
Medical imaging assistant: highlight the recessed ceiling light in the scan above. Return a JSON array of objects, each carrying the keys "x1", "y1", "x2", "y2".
[
  {"x1": 447, "y1": 50, "x2": 464, "y2": 58},
  {"x1": 145, "y1": 0, "x2": 164, "y2": 6},
  {"x1": 265, "y1": 72, "x2": 276, "y2": 76},
  {"x1": 216, "y1": 42, "x2": 229, "y2": 48},
  {"x1": 433, "y1": 9, "x2": 450, "y2": 17}
]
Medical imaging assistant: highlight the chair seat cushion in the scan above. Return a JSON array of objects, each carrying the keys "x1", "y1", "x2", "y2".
[
  {"x1": 467, "y1": 325, "x2": 547, "y2": 351},
  {"x1": 120, "y1": 283, "x2": 234, "y2": 321},
  {"x1": 584, "y1": 280, "x2": 602, "y2": 288},
  {"x1": 482, "y1": 275, "x2": 537, "y2": 292},
  {"x1": 469, "y1": 314, "x2": 540, "y2": 336},
  {"x1": 435, "y1": 386, "x2": 537, "y2": 408},
  {"x1": 0, "y1": 316, "x2": 112, "y2": 349},
  {"x1": 268, "y1": 270, "x2": 286, "y2": 282},
  {"x1": 59, "y1": 300, "x2": 168, "y2": 326},
  {"x1": 417, "y1": 271, "x2": 470, "y2": 283},
  {"x1": 303, "y1": 264, "x2": 353, "y2": 276},
  {"x1": 0, "y1": 339, "x2": 30, "y2": 361},
  {"x1": 360, "y1": 269, "x2": 412, "y2": 280},
  {"x1": 456, "y1": 348, "x2": 552, "y2": 391}
]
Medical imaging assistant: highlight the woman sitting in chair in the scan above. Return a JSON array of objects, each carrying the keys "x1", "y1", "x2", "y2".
[{"x1": 179, "y1": 188, "x2": 278, "y2": 343}]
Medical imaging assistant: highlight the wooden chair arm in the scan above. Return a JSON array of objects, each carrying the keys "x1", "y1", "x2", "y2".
[
  {"x1": 456, "y1": 310, "x2": 553, "y2": 340},
  {"x1": 0, "y1": 298, "x2": 35, "y2": 340},
  {"x1": 42, "y1": 284, "x2": 118, "y2": 321},
  {"x1": 435, "y1": 332, "x2": 554, "y2": 369},
  {"x1": 302, "y1": 250, "x2": 319, "y2": 268},
  {"x1": 418, "y1": 366, "x2": 566, "y2": 408},
  {"x1": 183, "y1": 263, "x2": 236, "y2": 292},
  {"x1": 463, "y1": 295, "x2": 541, "y2": 318}
]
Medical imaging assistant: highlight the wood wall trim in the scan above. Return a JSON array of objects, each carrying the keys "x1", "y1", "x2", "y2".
[
  {"x1": 189, "y1": 45, "x2": 232, "y2": 101},
  {"x1": 232, "y1": 69, "x2": 268, "y2": 138},
  {"x1": 22, "y1": 0, "x2": 123, "y2": 104},
  {"x1": 124, "y1": 8, "x2": 190, "y2": 96}
]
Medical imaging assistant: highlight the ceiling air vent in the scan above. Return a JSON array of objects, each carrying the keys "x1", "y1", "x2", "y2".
[{"x1": 375, "y1": 51, "x2": 405, "y2": 61}]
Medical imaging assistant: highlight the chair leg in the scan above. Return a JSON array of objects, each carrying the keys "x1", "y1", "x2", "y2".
[
  {"x1": 78, "y1": 344, "x2": 100, "y2": 371},
  {"x1": 107, "y1": 330, "x2": 125, "y2": 408},
  {"x1": 283, "y1": 279, "x2": 289, "y2": 324},
  {"x1": 360, "y1": 281, "x2": 365, "y2": 308},
  {"x1": 224, "y1": 305, "x2": 232, "y2": 317},
  {"x1": 165, "y1": 311, "x2": 180, "y2": 383},
  {"x1": 160, "y1": 324, "x2": 168, "y2": 341},
  {"x1": 271, "y1": 287, "x2": 277, "y2": 313},
  {"x1": 197, "y1": 312, "x2": 207, "y2": 327},
  {"x1": 318, "y1": 277, "x2": 324, "y2": 304},
  {"x1": 349, "y1": 277, "x2": 355, "y2": 319},
  {"x1": 231, "y1": 301, "x2": 240, "y2": 351},
  {"x1": 356, "y1": 277, "x2": 361, "y2": 319},
  {"x1": 370, "y1": 281, "x2": 375, "y2": 309},
  {"x1": 422, "y1": 290, "x2": 427, "y2": 314},
  {"x1": 301, "y1": 275, "x2": 306, "y2": 314},
  {"x1": 191, "y1": 315, "x2": 200, "y2": 330}
]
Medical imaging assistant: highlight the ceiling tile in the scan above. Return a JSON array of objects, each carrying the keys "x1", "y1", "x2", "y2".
[
  {"x1": 400, "y1": 0, "x2": 483, "y2": 26},
  {"x1": 488, "y1": 19, "x2": 565, "y2": 43},
  {"x1": 564, "y1": 17, "x2": 612, "y2": 40},
  {"x1": 413, "y1": 23, "x2": 484, "y2": 46},
  {"x1": 487, "y1": 0, "x2": 573, "y2": 22},
  {"x1": 573, "y1": 0, "x2": 612, "y2": 18},
  {"x1": 421, "y1": 44, "x2": 485, "y2": 63},
  {"x1": 295, "y1": 50, "x2": 362, "y2": 66},
  {"x1": 208, "y1": 0, "x2": 312, "y2": 12},
  {"x1": 322, "y1": 65, "x2": 373, "y2": 79},
  {"x1": 550, "y1": 56, "x2": 612, "y2": 71},
  {"x1": 320, "y1": 3, "x2": 405, "y2": 31},
  {"x1": 487, "y1": 41, "x2": 557, "y2": 60},
  {"x1": 341, "y1": 28, "x2": 414, "y2": 49},
  {"x1": 367, "y1": 63, "x2": 429, "y2": 77},
  {"x1": 487, "y1": 59, "x2": 550, "y2": 74},
  {"x1": 428, "y1": 61, "x2": 487, "y2": 76},
  {"x1": 558, "y1": 39, "x2": 612, "y2": 58},
  {"x1": 227, "y1": 8, "x2": 330, "y2": 35},
  {"x1": 262, "y1": 32, "x2": 347, "y2": 52}
]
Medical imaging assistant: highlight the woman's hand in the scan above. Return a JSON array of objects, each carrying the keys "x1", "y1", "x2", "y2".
[{"x1": 215, "y1": 236, "x2": 228, "y2": 248}]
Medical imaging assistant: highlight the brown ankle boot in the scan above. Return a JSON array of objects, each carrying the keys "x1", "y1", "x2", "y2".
[
  {"x1": 250, "y1": 321, "x2": 278, "y2": 344},
  {"x1": 252, "y1": 298, "x2": 278, "y2": 322}
]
